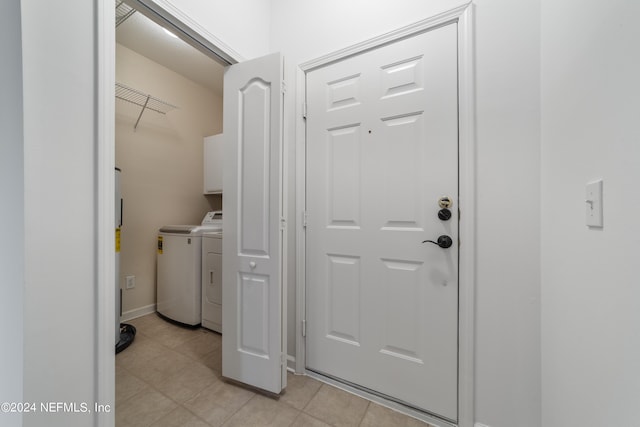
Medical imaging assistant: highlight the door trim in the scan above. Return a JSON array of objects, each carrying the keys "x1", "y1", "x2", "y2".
[
  {"x1": 124, "y1": 0, "x2": 243, "y2": 65},
  {"x1": 96, "y1": 2, "x2": 116, "y2": 425},
  {"x1": 295, "y1": 3, "x2": 476, "y2": 426}
]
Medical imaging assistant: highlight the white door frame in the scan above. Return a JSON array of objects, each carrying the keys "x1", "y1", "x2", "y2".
[
  {"x1": 96, "y1": 1, "x2": 242, "y2": 425},
  {"x1": 294, "y1": 4, "x2": 476, "y2": 426}
]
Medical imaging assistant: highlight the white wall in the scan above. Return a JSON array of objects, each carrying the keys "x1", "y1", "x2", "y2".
[
  {"x1": 271, "y1": 0, "x2": 462, "y2": 61},
  {"x1": 270, "y1": 1, "x2": 541, "y2": 426},
  {"x1": 473, "y1": 0, "x2": 541, "y2": 425},
  {"x1": 21, "y1": 0, "x2": 98, "y2": 425},
  {"x1": 541, "y1": 1, "x2": 640, "y2": 426},
  {"x1": 0, "y1": 1, "x2": 24, "y2": 426}
]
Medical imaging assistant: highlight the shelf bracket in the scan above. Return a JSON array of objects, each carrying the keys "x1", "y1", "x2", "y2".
[{"x1": 134, "y1": 95, "x2": 151, "y2": 131}]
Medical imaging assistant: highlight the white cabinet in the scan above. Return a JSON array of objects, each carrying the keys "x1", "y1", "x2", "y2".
[
  {"x1": 203, "y1": 134, "x2": 223, "y2": 194},
  {"x1": 202, "y1": 233, "x2": 222, "y2": 332}
]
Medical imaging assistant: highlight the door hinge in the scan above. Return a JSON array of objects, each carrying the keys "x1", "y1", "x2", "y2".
[
  {"x1": 281, "y1": 80, "x2": 287, "y2": 94},
  {"x1": 302, "y1": 319, "x2": 306, "y2": 337},
  {"x1": 302, "y1": 103, "x2": 307, "y2": 120},
  {"x1": 280, "y1": 217, "x2": 287, "y2": 229},
  {"x1": 302, "y1": 211, "x2": 308, "y2": 229}
]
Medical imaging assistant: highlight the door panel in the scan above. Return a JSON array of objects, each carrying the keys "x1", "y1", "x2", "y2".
[
  {"x1": 239, "y1": 79, "x2": 272, "y2": 257},
  {"x1": 306, "y1": 23, "x2": 459, "y2": 421},
  {"x1": 238, "y1": 273, "x2": 270, "y2": 356},
  {"x1": 326, "y1": 254, "x2": 361, "y2": 345},
  {"x1": 327, "y1": 126, "x2": 362, "y2": 228},
  {"x1": 379, "y1": 112, "x2": 425, "y2": 228},
  {"x1": 379, "y1": 258, "x2": 423, "y2": 364},
  {"x1": 222, "y1": 52, "x2": 285, "y2": 394}
]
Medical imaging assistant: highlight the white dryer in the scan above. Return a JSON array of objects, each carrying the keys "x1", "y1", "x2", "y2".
[
  {"x1": 202, "y1": 231, "x2": 222, "y2": 332},
  {"x1": 156, "y1": 212, "x2": 222, "y2": 326}
]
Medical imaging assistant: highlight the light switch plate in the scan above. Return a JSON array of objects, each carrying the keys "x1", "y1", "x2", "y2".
[{"x1": 586, "y1": 179, "x2": 603, "y2": 227}]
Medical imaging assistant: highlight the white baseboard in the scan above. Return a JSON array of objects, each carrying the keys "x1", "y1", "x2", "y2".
[
  {"x1": 475, "y1": 423, "x2": 492, "y2": 427},
  {"x1": 287, "y1": 355, "x2": 296, "y2": 372},
  {"x1": 120, "y1": 304, "x2": 156, "y2": 322}
]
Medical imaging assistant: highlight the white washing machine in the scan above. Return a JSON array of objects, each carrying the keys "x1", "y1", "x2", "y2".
[
  {"x1": 156, "y1": 212, "x2": 222, "y2": 326},
  {"x1": 202, "y1": 231, "x2": 222, "y2": 332}
]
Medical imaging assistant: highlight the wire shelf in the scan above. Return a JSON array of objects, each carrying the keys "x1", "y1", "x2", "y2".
[
  {"x1": 115, "y1": 82, "x2": 179, "y2": 130},
  {"x1": 115, "y1": 1, "x2": 136, "y2": 27}
]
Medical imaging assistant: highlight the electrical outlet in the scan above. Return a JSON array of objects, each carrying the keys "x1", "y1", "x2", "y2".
[{"x1": 125, "y1": 275, "x2": 135, "y2": 289}]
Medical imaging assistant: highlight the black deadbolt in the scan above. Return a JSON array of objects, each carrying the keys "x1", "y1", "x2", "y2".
[
  {"x1": 438, "y1": 208, "x2": 452, "y2": 221},
  {"x1": 422, "y1": 235, "x2": 453, "y2": 249}
]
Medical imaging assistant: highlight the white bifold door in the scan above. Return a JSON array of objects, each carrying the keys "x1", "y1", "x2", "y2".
[
  {"x1": 222, "y1": 52, "x2": 286, "y2": 394},
  {"x1": 306, "y1": 23, "x2": 459, "y2": 421}
]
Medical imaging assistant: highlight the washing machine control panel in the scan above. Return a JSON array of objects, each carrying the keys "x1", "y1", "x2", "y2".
[{"x1": 202, "y1": 211, "x2": 223, "y2": 228}]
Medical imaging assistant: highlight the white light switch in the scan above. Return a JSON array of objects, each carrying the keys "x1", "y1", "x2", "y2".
[{"x1": 585, "y1": 179, "x2": 603, "y2": 227}]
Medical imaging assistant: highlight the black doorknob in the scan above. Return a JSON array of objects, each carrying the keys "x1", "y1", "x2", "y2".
[
  {"x1": 422, "y1": 235, "x2": 453, "y2": 249},
  {"x1": 438, "y1": 208, "x2": 452, "y2": 221}
]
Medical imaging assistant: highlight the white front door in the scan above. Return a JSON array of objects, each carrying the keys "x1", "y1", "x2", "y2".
[
  {"x1": 306, "y1": 23, "x2": 459, "y2": 421},
  {"x1": 222, "y1": 52, "x2": 286, "y2": 394}
]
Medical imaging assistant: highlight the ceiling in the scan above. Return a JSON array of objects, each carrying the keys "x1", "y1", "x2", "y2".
[{"x1": 115, "y1": 10, "x2": 224, "y2": 96}]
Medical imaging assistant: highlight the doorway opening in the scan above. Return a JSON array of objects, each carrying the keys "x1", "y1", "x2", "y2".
[{"x1": 109, "y1": 0, "x2": 235, "y2": 420}]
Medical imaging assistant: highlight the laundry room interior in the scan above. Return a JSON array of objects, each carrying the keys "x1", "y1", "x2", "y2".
[{"x1": 115, "y1": 8, "x2": 223, "y2": 323}]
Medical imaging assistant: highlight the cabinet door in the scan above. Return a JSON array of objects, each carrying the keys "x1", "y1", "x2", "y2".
[{"x1": 204, "y1": 134, "x2": 223, "y2": 194}]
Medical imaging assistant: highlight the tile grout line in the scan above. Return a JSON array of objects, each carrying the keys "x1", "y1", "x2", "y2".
[
  {"x1": 299, "y1": 380, "x2": 323, "y2": 413},
  {"x1": 218, "y1": 393, "x2": 258, "y2": 427},
  {"x1": 357, "y1": 401, "x2": 372, "y2": 427}
]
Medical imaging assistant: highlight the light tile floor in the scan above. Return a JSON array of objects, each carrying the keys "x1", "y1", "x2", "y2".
[{"x1": 116, "y1": 313, "x2": 433, "y2": 427}]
